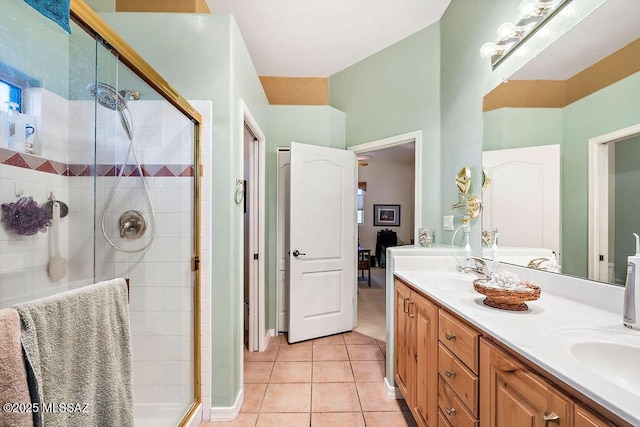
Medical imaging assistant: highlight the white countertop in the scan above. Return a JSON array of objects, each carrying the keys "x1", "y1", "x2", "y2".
[{"x1": 394, "y1": 270, "x2": 640, "y2": 425}]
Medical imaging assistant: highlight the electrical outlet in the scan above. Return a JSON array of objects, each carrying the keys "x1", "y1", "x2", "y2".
[{"x1": 443, "y1": 215, "x2": 454, "y2": 231}]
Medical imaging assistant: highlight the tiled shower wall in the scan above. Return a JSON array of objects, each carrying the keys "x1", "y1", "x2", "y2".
[{"x1": 0, "y1": 88, "x2": 206, "y2": 413}]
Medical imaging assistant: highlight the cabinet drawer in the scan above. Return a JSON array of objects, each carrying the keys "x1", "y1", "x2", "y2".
[
  {"x1": 439, "y1": 311, "x2": 479, "y2": 373},
  {"x1": 438, "y1": 409, "x2": 454, "y2": 427},
  {"x1": 438, "y1": 379, "x2": 478, "y2": 427},
  {"x1": 438, "y1": 343, "x2": 478, "y2": 416}
]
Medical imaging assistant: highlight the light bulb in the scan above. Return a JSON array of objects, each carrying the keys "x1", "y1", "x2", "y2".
[
  {"x1": 480, "y1": 42, "x2": 498, "y2": 58},
  {"x1": 518, "y1": 0, "x2": 538, "y2": 19},
  {"x1": 496, "y1": 22, "x2": 516, "y2": 41}
]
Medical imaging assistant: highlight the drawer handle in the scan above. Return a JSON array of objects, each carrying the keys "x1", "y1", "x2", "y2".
[
  {"x1": 403, "y1": 298, "x2": 409, "y2": 313},
  {"x1": 543, "y1": 412, "x2": 560, "y2": 426},
  {"x1": 444, "y1": 407, "x2": 456, "y2": 415},
  {"x1": 445, "y1": 333, "x2": 456, "y2": 341},
  {"x1": 444, "y1": 370, "x2": 456, "y2": 378},
  {"x1": 408, "y1": 302, "x2": 415, "y2": 318}
]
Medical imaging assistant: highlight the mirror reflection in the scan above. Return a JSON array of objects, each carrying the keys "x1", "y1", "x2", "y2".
[{"x1": 482, "y1": 0, "x2": 640, "y2": 285}]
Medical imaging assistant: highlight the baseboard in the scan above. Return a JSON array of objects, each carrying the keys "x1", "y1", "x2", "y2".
[
  {"x1": 209, "y1": 390, "x2": 243, "y2": 422},
  {"x1": 385, "y1": 377, "x2": 403, "y2": 399},
  {"x1": 262, "y1": 329, "x2": 275, "y2": 350},
  {"x1": 185, "y1": 403, "x2": 202, "y2": 427}
]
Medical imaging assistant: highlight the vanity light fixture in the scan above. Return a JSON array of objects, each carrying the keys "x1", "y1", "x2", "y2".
[{"x1": 480, "y1": 0, "x2": 572, "y2": 68}]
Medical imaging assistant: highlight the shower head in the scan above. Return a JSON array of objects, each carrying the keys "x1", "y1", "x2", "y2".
[
  {"x1": 87, "y1": 82, "x2": 134, "y2": 141},
  {"x1": 87, "y1": 82, "x2": 128, "y2": 111}
]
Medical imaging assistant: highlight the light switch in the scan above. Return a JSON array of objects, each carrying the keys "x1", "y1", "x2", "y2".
[{"x1": 443, "y1": 215, "x2": 454, "y2": 231}]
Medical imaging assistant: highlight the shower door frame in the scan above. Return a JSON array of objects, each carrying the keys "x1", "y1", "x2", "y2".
[{"x1": 70, "y1": 1, "x2": 203, "y2": 425}]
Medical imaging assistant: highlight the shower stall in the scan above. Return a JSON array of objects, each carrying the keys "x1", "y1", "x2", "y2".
[{"x1": 0, "y1": 1, "x2": 201, "y2": 426}]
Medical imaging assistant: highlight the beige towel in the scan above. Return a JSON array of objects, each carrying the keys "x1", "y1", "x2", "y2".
[
  {"x1": 0, "y1": 308, "x2": 33, "y2": 427},
  {"x1": 14, "y1": 278, "x2": 133, "y2": 427}
]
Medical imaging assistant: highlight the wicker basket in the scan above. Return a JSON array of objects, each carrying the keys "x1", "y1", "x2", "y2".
[{"x1": 473, "y1": 280, "x2": 541, "y2": 311}]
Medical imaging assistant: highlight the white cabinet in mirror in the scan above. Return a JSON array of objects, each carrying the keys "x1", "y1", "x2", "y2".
[{"x1": 481, "y1": 0, "x2": 640, "y2": 286}]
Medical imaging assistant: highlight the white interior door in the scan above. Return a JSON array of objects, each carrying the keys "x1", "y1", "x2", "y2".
[
  {"x1": 483, "y1": 145, "x2": 560, "y2": 257},
  {"x1": 277, "y1": 150, "x2": 290, "y2": 332},
  {"x1": 288, "y1": 142, "x2": 357, "y2": 343}
]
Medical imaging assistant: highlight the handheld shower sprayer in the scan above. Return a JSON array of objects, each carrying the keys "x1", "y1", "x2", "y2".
[{"x1": 87, "y1": 82, "x2": 156, "y2": 253}]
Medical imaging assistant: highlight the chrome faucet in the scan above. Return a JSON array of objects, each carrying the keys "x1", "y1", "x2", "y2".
[{"x1": 462, "y1": 257, "x2": 492, "y2": 280}]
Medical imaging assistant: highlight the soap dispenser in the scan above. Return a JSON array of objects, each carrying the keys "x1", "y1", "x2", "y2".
[{"x1": 623, "y1": 233, "x2": 640, "y2": 330}]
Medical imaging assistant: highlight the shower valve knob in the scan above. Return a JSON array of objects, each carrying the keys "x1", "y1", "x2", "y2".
[{"x1": 118, "y1": 210, "x2": 147, "y2": 239}]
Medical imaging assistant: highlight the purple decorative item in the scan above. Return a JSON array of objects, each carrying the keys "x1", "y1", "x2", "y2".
[{"x1": 1, "y1": 196, "x2": 52, "y2": 236}]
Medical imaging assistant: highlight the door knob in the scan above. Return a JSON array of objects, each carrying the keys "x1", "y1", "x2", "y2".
[{"x1": 292, "y1": 250, "x2": 306, "y2": 257}]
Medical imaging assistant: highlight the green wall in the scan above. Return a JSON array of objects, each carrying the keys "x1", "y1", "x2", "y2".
[
  {"x1": 265, "y1": 105, "x2": 346, "y2": 330},
  {"x1": 102, "y1": 12, "x2": 271, "y2": 408},
  {"x1": 329, "y1": 23, "x2": 442, "y2": 235},
  {"x1": 483, "y1": 108, "x2": 563, "y2": 151},
  {"x1": 0, "y1": 0, "x2": 71, "y2": 98}
]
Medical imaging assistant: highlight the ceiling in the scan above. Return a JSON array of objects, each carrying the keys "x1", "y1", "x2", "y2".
[
  {"x1": 359, "y1": 143, "x2": 415, "y2": 164},
  {"x1": 511, "y1": 0, "x2": 640, "y2": 80},
  {"x1": 205, "y1": 0, "x2": 451, "y2": 77}
]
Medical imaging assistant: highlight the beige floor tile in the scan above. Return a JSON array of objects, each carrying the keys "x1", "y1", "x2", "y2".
[
  {"x1": 276, "y1": 342, "x2": 313, "y2": 361},
  {"x1": 199, "y1": 413, "x2": 258, "y2": 427},
  {"x1": 313, "y1": 344, "x2": 349, "y2": 361},
  {"x1": 270, "y1": 361, "x2": 312, "y2": 383},
  {"x1": 377, "y1": 339, "x2": 387, "y2": 355},
  {"x1": 241, "y1": 383, "x2": 268, "y2": 413},
  {"x1": 351, "y1": 360, "x2": 385, "y2": 382},
  {"x1": 256, "y1": 413, "x2": 310, "y2": 427},
  {"x1": 312, "y1": 361, "x2": 354, "y2": 383},
  {"x1": 312, "y1": 382, "x2": 361, "y2": 413},
  {"x1": 312, "y1": 334, "x2": 346, "y2": 345},
  {"x1": 344, "y1": 331, "x2": 377, "y2": 345},
  {"x1": 261, "y1": 383, "x2": 311, "y2": 413},
  {"x1": 311, "y1": 412, "x2": 365, "y2": 427},
  {"x1": 356, "y1": 382, "x2": 409, "y2": 412},
  {"x1": 244, "y1": 361, "x2": 274, "y2": 383},
  {"x1": 362, "y1": 411, "x2": 417, "y2": 426},
  {"x1": 347, "y1": 344, "x2": 385, "y2": 361}
]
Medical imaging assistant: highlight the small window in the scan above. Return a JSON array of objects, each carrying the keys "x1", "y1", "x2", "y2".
[
  {"x1": 0, "y1": 79, "x2": 22, "y2": 112},
  {"x1": 357, "y1": 187, "x2": 365, "y2": 225}
]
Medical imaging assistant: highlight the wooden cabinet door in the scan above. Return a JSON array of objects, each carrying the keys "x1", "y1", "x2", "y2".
[
  {"x1": 480, "y1": 339, "x2": 572, "y2": 427},
  {"x1": 412, "y1": 291, "x2": 438, "y2": 427},
  {"x1": 395, "y1": 279, "x2": 413, "y2": 402},
  {"x1": 575, "y1": 405, "x2": 614, "y2": 427}
]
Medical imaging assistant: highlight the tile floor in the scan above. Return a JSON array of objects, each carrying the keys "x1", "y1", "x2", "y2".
[{"x1": 200, "y1": 331, "x2": 417, "y2": 427}]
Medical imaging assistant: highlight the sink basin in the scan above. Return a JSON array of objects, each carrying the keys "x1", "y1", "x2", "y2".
[
  {"x1": 569, "y1": 341, "x2": 640, "y2": 395},
  {"x1": 549, "y1": 328, "x2": 640, "y2": 397}
]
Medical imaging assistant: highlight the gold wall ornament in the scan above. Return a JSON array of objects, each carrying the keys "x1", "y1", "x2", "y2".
[
  {"x1": 456, "y1": 166, "x2": 471, "y2": 194},
  {"x1": 482, "y1": 167, "x2": 491, "y2": 194},
  {"x1": 465, "y1": 196, "x2": 483, "y2": 219}
]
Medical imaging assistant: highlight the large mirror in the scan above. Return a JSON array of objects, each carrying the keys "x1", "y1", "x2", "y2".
[{"x1": 482, "y1": 0, "x2": 640, "y2": 286}]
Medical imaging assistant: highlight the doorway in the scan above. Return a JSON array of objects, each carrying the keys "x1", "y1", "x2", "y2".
[
  {"x1": 349, "y1": 131, "x2": 422, "y2": 342},
  {"x1": 242, "y1": 102, "x2": 267, "y2": 352},
  {"x1": 589, "y1": 123, "x2": 640, "y2": 283}
]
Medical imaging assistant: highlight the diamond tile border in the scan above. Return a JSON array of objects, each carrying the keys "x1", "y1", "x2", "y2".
[{"x1": 0, "y1": 148, "x2": 193, "y2": 177}]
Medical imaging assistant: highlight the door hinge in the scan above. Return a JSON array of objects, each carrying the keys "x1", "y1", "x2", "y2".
[
  {"x1": 253, "y1": 253, "x2": 259, "y2": 260},
  {"x1": 599, "y1": 255, "x2": 604, "y2": 261},
  {"x1": 192, "y1": 256, "x2": 200, "y2": 271}
]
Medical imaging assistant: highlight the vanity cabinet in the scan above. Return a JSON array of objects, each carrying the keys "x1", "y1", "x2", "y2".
[
  {"x1": 394, "y1": 279, "x2": 438, "y2": 427},
  {"x1": 480, "y1": 339, "x2": 572, "y2": 426},
  {"x1": 394, "y1": 275, "x2": 628, "y2": 427}
]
